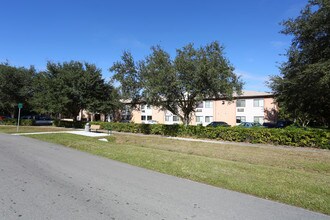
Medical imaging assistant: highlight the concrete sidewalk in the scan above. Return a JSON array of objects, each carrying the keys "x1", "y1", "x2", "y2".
[{"x1": 12, "y1": 130, "x2": 110, "y2": 137}]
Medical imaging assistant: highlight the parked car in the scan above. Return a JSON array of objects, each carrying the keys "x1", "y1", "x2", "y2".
[
  {"x1": 206, "y1": 121, "x2": 230, "y2": 127},
  {"x1": 262, "y1": 122, "x2": 276, "y2": 128},
  {"x1": 238, "y1": 122, "x2": 262, "y2": 128},
  {"x1": 34, "y1": 116, "x2": 53, "y2": 125},
  {"x1": 275, "y1": 120, "x2": 293, "y2": 128},
  {"x1": 21, "y1": 115, "x2": 37, "y2": 120},
  {"x1": 120, "y1": 119, "x2": 131, "y2": 123},
  {"x1": 262, "y1": 120, "x2": 293, "y2": 128},
  {"x1": 0, "y1": 115, "x2": 11, "y2": 120},
  {"x1": 144, "y1": 120, "x2": 158, "y2": 124}
]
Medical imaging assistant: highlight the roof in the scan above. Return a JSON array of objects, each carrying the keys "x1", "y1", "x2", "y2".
[
  {"x1": 121, "y1": 90, "x2": 274, "y2": 104},
  {"x1": 234, "y1": 90, "x2": 273, "y2": 98}
]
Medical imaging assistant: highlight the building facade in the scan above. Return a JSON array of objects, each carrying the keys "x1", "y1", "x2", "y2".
[{"x1": 124, "y1": 91, "x2": 278, "y2": 126}]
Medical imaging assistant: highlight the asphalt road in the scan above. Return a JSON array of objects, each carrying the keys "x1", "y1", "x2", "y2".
[{"x1": 0, "y1": 133, "x2": 329, "y2": 220}]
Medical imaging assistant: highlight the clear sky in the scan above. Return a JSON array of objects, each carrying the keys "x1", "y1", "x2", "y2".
[{"x1": 0, "y1": 0, "x2": 307, "y2": 92}]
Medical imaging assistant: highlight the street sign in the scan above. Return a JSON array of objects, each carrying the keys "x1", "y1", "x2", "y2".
[{"x1": 18, "y1": 103, "x2": 23, "y2": 109}]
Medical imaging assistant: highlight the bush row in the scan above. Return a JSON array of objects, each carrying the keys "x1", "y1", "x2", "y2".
[
  {"x1": 0, "y1": 118, "x2": 34, "y2": 126},
  {"x1": 90, "y1": 122, "x2": 330, "y2": 149},
  {"x1": 0, "y1": 119, "x2": 88, "y2": 128}
]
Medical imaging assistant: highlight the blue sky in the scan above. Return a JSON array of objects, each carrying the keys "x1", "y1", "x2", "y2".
[{"x1": 0, "y1": 0, "x2": 307, "y2": 92}]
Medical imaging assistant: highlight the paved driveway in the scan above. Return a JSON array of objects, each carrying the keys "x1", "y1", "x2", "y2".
[{"x1": 0, "y1": 133, "x2": 328, "y2": 220}]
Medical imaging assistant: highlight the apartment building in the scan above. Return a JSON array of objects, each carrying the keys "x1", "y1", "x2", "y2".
[
  {"x1": 125, "y1": 91, "x2": 277, "y2": 126},
  {"x1": 234, "y1": 91, "x2": 277, "y2": 125}
]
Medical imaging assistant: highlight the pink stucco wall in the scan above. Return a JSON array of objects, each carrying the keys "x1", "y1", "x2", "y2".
[
  {"x1": 131, "y1": 109, "x2": 142, "y2": 123},
  {"x1": 214, "y1": 100, "x2": 236, "y2": 126},
  {"x1": 264, "y1": 97, "x2": 278, "y2": 122},
  {"x1": 152, "y1": 107, "x2": 165, "y2": 124}
]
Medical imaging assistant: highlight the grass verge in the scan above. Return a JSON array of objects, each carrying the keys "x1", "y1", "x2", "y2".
[
  {"x1": 0, "y1": 125, "x2": 72, "y2": 133},
  {"x1": 26, "y1": 132, "x2": 330, "y2": 215}
]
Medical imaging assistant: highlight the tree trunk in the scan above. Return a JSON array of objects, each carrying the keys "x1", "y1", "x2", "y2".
[{"x1": 183, "y1": 113, "x2": 191, "y2": 126}]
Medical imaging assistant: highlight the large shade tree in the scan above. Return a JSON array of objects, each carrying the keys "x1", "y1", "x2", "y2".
[
  {"x1": 111, "y1": 41, "x2": 243, "y2": 125},
  {"x1": 269, "y1": 0, "x2": 330, "y2": 126},
  {"x1": 86, "y1": 81, "x2": 122, "y2": 121},
  {"x1": 110, "y1": 51, "x2": 142, "y2": 109},
  {"x1": 32, "y1": 61, "x2": 118, "y2": 120},
  {"x1": 0, "y1": 62, "x2": 36, "y2": 117}
]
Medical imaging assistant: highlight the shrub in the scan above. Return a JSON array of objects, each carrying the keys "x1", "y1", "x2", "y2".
[
  {"x1": 1, "y1": 118, "x2": 17, "y2": 125},
  {"x1": 0, "y1": 118, "x2": 33, "y2": 126},
  {"x1": 22, "y1": 119, "x2": 34, "y2": 126},
  {"x1": 86, "y1": 122, "x2": 330, "y2": 149},
  {"x1": 54, "y1": 121, "x2": 330, "y2": 148}
]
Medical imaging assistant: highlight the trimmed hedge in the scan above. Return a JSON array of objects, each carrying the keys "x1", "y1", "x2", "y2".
[
  {"x1": 90, "y1": 122, "x2": 330, "y2": 149},
  {"x1": 0, "y1": 118, "x2": 34, "y2": 126}
]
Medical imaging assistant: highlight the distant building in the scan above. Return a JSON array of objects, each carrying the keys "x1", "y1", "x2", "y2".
[{"x1": 123, "y1": 91, "x2": 278, "y2": 126}]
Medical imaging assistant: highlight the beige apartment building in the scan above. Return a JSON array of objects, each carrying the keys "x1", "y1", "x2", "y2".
[{"x1": 128, "y1": 91, "x2": 278, "y2": 126}]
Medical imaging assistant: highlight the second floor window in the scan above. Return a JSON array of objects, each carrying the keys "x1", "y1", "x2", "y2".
[
  {"x1": 141, "y1": 105, "x2": 146, "y2": 113},
  {"x1": 196, "y1": 102, "x2": 203, "y2": 108},
  {"x1": 236, "y1": 99, "x2": 246, "y2": 107},
  {"x1": 205, "y1": 100, "x2": 213, "y2": 108},
  {"x1": 253, "y1": 99, "x2": 264, "y2": 107}
]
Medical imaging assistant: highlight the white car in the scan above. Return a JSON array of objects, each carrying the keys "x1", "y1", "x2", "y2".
[{"x1": 144, "y1": 120, "x2": 158, "y2": 124}]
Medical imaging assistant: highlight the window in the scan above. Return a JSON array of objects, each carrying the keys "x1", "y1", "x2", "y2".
[
  {"x1": 196, "y1": 116, "x2": 203, "y2": 123},
  {"x1": 205, "y1": 116, "x2": 213, "y2": 123},
  {"x1": 236, "y1": 116, "x2": 246, "y2": 123},
  {"x1": 237, "y1": 108, "x2": 244, "y2": 112},
  {"x1": 141, "y1": 104, "x2": 146, "y2": 113},
  {"x1": 236, "y1": 99, "x2": 246, "y2": 107},
  {"x1": 254, "y1": 116, "x2": 264, "y2": 124},
  {"x1": 147, "y1": 105, "x2": 151, "y2": 109},
  {"x1": 205, "y1": 100, "x2": 213, "y2": 108},
  {"x1": 253, "y1": 99, "x2": 264, "y2": 107},
  {"x1": 147, "y1": 116, "x2": 152, "y2": 120},
  {"x1": 141, "y1": 116, "x2": 146, "y2": 121},
  {"x1": 165, "y1": 116, "x2": 170, "y2": 122},
  {"x1": 196, "y1": 102, "x2": 203, "y2": 108},
  {"x1": 173, "y1": 116, "x2": 179, "y2": 121},
  {"x1": 122, "y1": 105, "x2": 131, "y2": 115}
]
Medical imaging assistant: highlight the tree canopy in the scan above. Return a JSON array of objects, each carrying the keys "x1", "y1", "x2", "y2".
[
  {"x1": 0, "y1": 62, "x2": 36, "y2": 117},
  {"x1": 269, "y1": 0, "x2": 330, "y2": 127},
  {"x1": 111, "y1": 41, "x2": 243, "y2": 125},
  {"x1": 31, "y1": 61, "x2": 119, "y2": 119}
]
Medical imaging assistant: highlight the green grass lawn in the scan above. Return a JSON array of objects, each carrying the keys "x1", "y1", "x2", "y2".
[
  {"x1": 0, "y1": 125, "x2": 72, "y2": 133},
  {"x1": 20, "y1": 132, "x2": 330, "y2": 215}
]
